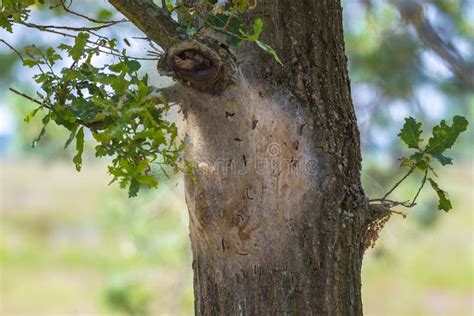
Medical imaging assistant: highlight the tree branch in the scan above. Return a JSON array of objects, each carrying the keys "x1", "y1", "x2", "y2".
[
  {"x1": 19, "y1": 20, "x2": 126, "y2": 32},
  {"x1": 108, "y1": 0, "x2": 182, "y2": 50}
]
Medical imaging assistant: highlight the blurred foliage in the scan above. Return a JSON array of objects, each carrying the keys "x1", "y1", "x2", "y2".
[
  {"x1": 344, "y1": 0, "x2": 473, "y2": 156},
  {"x1": 102, "y1": 276, "x2": 152, "y2": 316},
  {"x1": 348, "y1": 22, "x2": 422, "y2": 98},
  {"x1": 0, "y1": 162, "x2": 193, "y2": 315}
]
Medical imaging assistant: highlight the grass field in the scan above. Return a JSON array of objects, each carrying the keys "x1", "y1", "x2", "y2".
[{"x1": 0, "y1": 159, "x2": 472, "y2": 315}]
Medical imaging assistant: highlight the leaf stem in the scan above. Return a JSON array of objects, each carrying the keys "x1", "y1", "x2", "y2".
[{"x1": 409, "y1": 169, "x2": 428, "y2": 207}]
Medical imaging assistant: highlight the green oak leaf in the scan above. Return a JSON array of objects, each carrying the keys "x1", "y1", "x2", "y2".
[
  {"x1": 73, "y1": 127, "x2": 85, "y2": 171},
  {"x1": 238, "y1": 0, "x2": 249, "y2": 12},
  {"x1": 126, "y1": 59, "x2": 141, "y2": 73},
  {"x1": 64, "y1": 127, "x2": 78, "y2": 149},
  {"x1": 428, "y1": 178, "x2": 452, "y2": 212},
  {"x1": 248, "y1": 18, "x2": 264, "y2": 41},
  {"x1": 32, "y1": 113, "x2": 50, "y2": 148},
  {"x1": 22, "y1": 58, "x2": 39, "y2": 68},
  {"x1": 256, "y1": 40, "x2": 282, "y2": 64},
  {"x1": 431, "y1": 152, "x2": 453, "y2": 166},
  {"x1": 70, "y1": 32, "x2": 90, "y2": 62},
  {"x1": 96, "y1": 8, "x2": 113, "y2": 21},
  {"x1": 398, "y1": 116, "x2": 423, "y2": 149},
  {"x1": 24, "y1": 105, "x2": 43, "y2": 123},
  {"x1": 128, "y1": 178, "x2": 140, "y2": 198},
  {"x1": 426, "y1": 115, "x2": 468, "y2": 154}
]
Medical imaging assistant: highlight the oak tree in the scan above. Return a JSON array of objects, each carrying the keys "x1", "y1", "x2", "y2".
[{"x1": 1, "y1": 0, "x2": 468, "y2": 314}]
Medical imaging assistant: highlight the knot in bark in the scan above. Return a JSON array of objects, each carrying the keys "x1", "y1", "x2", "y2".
[{"x1": 166, "y1": 40, "x2": 236, "y2": 95}]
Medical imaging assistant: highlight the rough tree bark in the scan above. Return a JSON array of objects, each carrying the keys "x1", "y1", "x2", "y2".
[{"x1": 110, "y1": 0, "x2": 372, "y2": 314}]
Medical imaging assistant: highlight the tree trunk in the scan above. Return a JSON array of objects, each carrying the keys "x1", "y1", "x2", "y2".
[{"x1": 178, "y1": 0, "x2": 370, "y2": 314}]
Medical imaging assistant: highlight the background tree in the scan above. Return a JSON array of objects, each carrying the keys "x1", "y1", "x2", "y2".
[{"x1": 0, "y1": 0, "x2": 471, "y2": 314}]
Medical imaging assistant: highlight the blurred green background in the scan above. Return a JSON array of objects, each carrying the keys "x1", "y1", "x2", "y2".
[{"x1": 0, "y1": 0, "x2": 473, "y2": 315}]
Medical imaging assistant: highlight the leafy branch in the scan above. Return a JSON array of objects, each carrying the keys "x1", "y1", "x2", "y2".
[
  {"x1": 7, "y1": 32, "x2": 186, "y2": 197},
  {"x1": 370, "y1": 115, "x2": 469, "y2": 212}
]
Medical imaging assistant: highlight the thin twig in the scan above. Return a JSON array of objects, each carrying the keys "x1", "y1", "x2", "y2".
[
  {"x1": 369, "y1": 166, "x2": 429, "y2": 210},
  {"x1": 20, "y1": 20, "x2": 126, "y2": 33},
  {"x1": 390, "y1": 210, "x2": 407, "y2": 218},
  {"x1": 409, "y1": 169, "x2": 428, "y2": 207},
  {"x1": 9, "y1": 87, "x2": 107, "y2": 130},
  {"x1": 57, "y1": 0, "x2": 127, "y2": 24},
  {"x1": 370, "y1": 198, "x2": 412, "y2": 207},
  {"x1": 381, "y1": 166, "x2": 416, "y2": 200},
  {"x1": 87, "y1": 30, "x2": 110, "y2": 41},
  {"x1": 12, "y1": 22, "x2": 159, "y2": 61},
  {"x1": 9, "y1": 88, "x2": 48, "y2": 108},
  {"x1": 0, "y1": 39, "x2": 24, "y2": 62}
]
